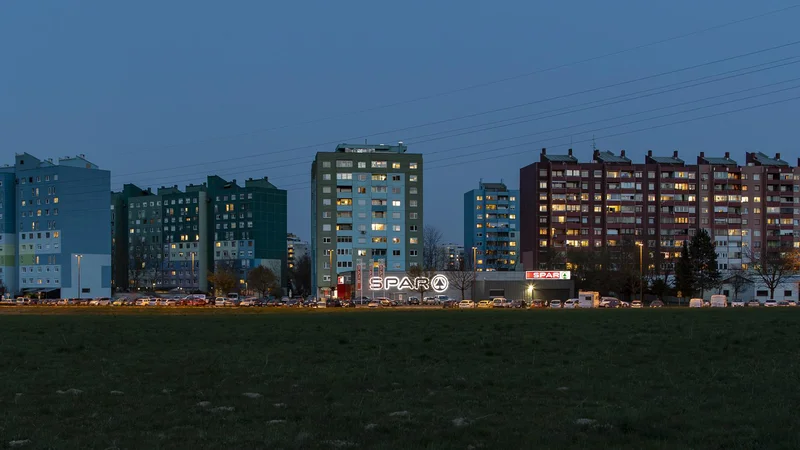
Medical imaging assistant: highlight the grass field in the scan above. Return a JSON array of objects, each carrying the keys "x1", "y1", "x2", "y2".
[{"x1": 1, "y1": 308, "x2": 799, "y2": 449}]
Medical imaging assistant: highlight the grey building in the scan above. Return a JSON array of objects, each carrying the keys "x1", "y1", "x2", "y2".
[{"x1": 311, "y1": 143, "x2": 423, "y2": 298}]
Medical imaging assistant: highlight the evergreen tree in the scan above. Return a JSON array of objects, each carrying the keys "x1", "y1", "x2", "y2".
[
  {"x1": 689, "y1": 229, "x2": 721, "y2": 297},
  {"x1": 675, "y1": 241, "x2": 694, "y2": 302}
]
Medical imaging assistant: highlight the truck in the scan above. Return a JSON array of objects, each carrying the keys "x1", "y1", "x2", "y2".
[{"x1": 577, "y1": 291, "x2": 601, "y2": 308}]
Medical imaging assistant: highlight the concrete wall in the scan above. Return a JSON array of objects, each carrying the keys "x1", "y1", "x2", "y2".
[{"x1": 61, "y1": 253, "x2": 111, "y2": 298}]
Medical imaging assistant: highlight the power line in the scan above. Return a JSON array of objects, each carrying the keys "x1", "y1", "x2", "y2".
[
  {"x1": 110, "y1": 38, "x2": 800, "y2": 179},
  {"x1": 36, "y1": 81, "x2": 800, "y2": 210},
  {"x1": 87, "y1": 48, "x2": 800, "y2": 194},
  {"x1": 114, "y1": 4, "x2": 800, "y2": 157}
]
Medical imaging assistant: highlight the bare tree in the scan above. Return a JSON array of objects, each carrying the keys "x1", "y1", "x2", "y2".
[
  {"x1": 447, "y1": 269, "x2": 476, "y2": 301},
  {"x1": 745, "y1": 246, "x2": 800, "y2": 300},
  {"x1": 724, "y1": 267, "x2": 752, "y2": 301},
  {"x1": 128, "y1": 253, "x2": 145, "y2": 291},
  {"x1": 407, "y1": 264, "x2": 436, "y2": 301},
  {"x1": 208, "y1": 261, "x2": 238, "y2": 296},
  {"x1": 247, "y1": 265, "x2": 280, "y2": 298},
  {"x1": 423, "y1": 225, "x2": 444, "y2": 270}
]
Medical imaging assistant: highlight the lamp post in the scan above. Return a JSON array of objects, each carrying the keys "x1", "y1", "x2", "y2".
[
  {"x1": 636, "y1": 243, "x2": 643, "y2": 301},
  {"x1": 471, "y1": 246, "x2": 478, "y2": 300},
  {"x1": 191, "y1": 252, "x2": 195, "y2": 291},
  {"x1": 75, "y1": 254, "x2": 83, "y2": 299},
  {"x1": 329, "y1": 250, "x2": 334, "y2": 299}
]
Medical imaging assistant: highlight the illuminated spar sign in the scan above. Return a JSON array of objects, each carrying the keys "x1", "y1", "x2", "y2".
[
  {"x1": 525, "y1": 271, "x2": 571, "y2": 280},
  {"x1": 369, "y1": 275, "x2": 449, "y2": 293}
]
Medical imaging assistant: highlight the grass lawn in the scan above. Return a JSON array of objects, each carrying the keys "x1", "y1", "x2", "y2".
[{"x1": 1, "y1": 307, "x2": 799, "y2": 449}]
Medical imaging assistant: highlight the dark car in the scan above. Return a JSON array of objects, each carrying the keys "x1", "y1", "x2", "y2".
[
  {"x1": 511, "y1": 300, "x2": 527, "y2": 309},
  {"x1": 649, "y1": 300, "x2": 664, "y2": 308},
  {"x1": 326, "y1": 299, "x2": 342, "y2": 308},
  {"x1": 441, "y1": 300, "x2": 458, "y2": 309},
  {"x1": 409, "y1": 297, "x2": 421, "y2": 305},
  {"x1": 342, "y1": 300, "x2": 356, "y2": 308}
]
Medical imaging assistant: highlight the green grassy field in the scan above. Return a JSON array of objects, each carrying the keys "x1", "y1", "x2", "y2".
[{"x1": 1, "y1": 308, "x2": 799, "y2": 449}]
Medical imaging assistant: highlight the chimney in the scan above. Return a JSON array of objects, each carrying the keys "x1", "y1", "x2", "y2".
[
  {"x1": 620, "y1": 149, "x2": 626, "y2": 158},
  {"x1": 567, "y1": 148, "x2": 573, "y2": 156},
  {"x1": 724, "y1": 151, "x2": 730, "y2": 159},
  {"x1": 541, "y1": 148, "x2": 547, "y2": 155},
  {"x1": 699, "y1": 151, "x2": 705, "y2": 158},
  {"x1": 673, "y1": 150, "x2": 679, "y2": 158},
  {"x1": 647, "y1": 150, "x2": 653, "y2": 157},
  {"x1": 775, "y1": 153, "x2": 781, "y2": 160}
]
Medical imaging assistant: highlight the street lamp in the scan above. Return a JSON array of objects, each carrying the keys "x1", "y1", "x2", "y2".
[
  {"x1": 636, "y1": 242, "x2": 643, "y2": 301},
  {"x1": 191, "y1": 252, "x2": 195, "y2": 290},
  {"x1": 329, "y1": 250, "x2": 334, "y2": 299},
  {"x1": 75, "y1": 254, "x2": 83, "y2": 299}
]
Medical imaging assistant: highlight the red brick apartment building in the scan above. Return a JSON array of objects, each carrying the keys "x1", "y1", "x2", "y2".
[{"x1": 520, "y1": 148, "x2": 800, "y2": 273}]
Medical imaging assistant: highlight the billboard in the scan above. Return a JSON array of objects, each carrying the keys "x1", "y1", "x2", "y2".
[{"x1": 525, "y1": 271, "x2": 571, "y2": 280}]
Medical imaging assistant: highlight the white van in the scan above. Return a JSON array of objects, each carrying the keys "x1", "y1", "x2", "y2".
[
  {"x1": 577, "y1": 291, "x2": 600, "y2": 308},
  {"x1": 710, "y1": 295, "x2": 727, "y2": 308},
  {"x1": 689, "y1": 298, "x2": 704, "y2": 308}
]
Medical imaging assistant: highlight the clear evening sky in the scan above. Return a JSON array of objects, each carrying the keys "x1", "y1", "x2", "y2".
[{"x1": 2, "y1": 1, "x2": 799, "y2": 243}]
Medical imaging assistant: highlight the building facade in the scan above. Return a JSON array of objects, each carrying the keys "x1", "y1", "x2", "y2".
[
  {"x1": 311, "y1": 143, "x2": 423, "y2": 298},
  {"x1": 463, "y1": 181, "x2": 520, "y2": 271},
  {"x1": 287, "y1": 233, "x2": 309, "y2": 270},
  {"x1": 0, "y1": 153, "x2": 111, "y2": 298},
  {"x1": 111, "y1": 183, "x2": 153, "y2": 292},
  {"x1": 440, "y1": 243, "x2": 465, "y2": 271},
  {"x1": 113, "y1": 175, "x2": 286, "y2": 294},
  {"x1": 520, "y1": 148, "x2": 800, "y2": 277}
]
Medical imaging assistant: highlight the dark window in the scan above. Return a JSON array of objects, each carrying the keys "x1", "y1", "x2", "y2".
[
  {"x1": 756, "y1": 290, "x2": 768, "y2": 297},
  {"x1": 489, "y1": 289, "x2": 505, "y2": 298},
  {"x1": 784, "y1": 290, "x2": 792, "y2": 297}
]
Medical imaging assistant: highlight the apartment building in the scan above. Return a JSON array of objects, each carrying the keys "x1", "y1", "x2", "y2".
[
  {"x1": 520, "y1": 148, "x2": 800, "y2": 274},
  {"x1": 287, "y1": 233, "x2": 309, "y2": 270},
  {"x1": 112, "y1": 175, "x2": 286, "y2": 293},
  {"x1": 440, "y1": 243, "x2": 465, "y2": 271},
  {"x1": 0, "y1": 153, "x2": 111, "y2": 298},
  {"x1": 464, "y1": 181, "x2": 520, "y2": 271},
  {"x1": 311, "y1": 143, "x2": 423, "y2": 298},
  {"x1": 111, "y1": 183, "x2": 154, "y2": 292}
]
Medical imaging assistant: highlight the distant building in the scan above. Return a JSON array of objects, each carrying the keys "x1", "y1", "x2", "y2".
[
  {"x1": 519, "y1": 148, "x2": 800, "y2": 274},
  {"x1": 463, "y1": 181, "x2": 520, "y2": 271},
  {"x1": 439, "y1": 243, "x2": 465, "y2": 270},
  {"x1": 287, "y1": 233, "x2": 309, "y2": 270},
  {"x1": 112, "y1": 176, "x2": 286, "y2": 293},
  {"x1": 1, "y1": 153, "x2": 111, "y2": 298},
  {"x1": 111, "y1": 184, "x2": 154, "y2": 292},
  {"x1": 311, "y1": 143, "x2": 423, "y2": 299}
]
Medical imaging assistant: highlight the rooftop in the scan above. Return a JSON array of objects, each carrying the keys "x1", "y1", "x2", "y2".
[
  {"x1": 646, "y1": 150, "x2": 684, "y2": 165},
  {"x1": 593, "y1": 150, "x2": 631, "y2": 164},
  {"x1": 747, "y1": 151, "x2": 788, "y2": 167},
  {"x1": 479, "y1": 181, "x2": 509, "y2": 191},
  {"x1": 334, "y1": 142, "x2": 408, "y2": 154},
  {"x1": 698, "y1": 151, "x2": 738, "y2": 166},
  {"x1": 540, "y1": 148, "x2": 578, "y2": 163}
]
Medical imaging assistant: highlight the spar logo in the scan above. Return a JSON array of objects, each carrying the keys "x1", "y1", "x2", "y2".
[{"x1": 369, "y1": 275, "x2": 449, "y2": 293}]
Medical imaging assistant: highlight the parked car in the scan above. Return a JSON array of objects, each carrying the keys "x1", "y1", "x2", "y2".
[
  {"x1": 731, "y1": 298, "x2": 745, "y2": 307},
  {"x1": 747, "y1": 300, "x2": 760, "y2": 307},
  {"x1": 649, "y1": 300, "x2": 664, "y2": 308},
  {"x1": 409, "y1": 297, "x2": 421, "y2": 305},
  {"x1": 492, "y1": 298, "x2": 506, "y2": 308},
  {"x1": 530, "y1": 300, "x2": 546, "y2": 308},
  {"x1": 764, "y1": 299, "x2": 778, "y2": 307},
  {"x1": 458, "y1": 300, "x2": 475, "y2": 309},
  {"x1": 563, "y1": 299, "x2": 578, "y2": 309},
  {"x1": 599, "y1": 297, "x2": 621, "y2": 308},
  {"x1": 367, "y1": 300, "x2": 380, "y2": 308},
  {"x1": 423, "y1": 296, "x2": 437, "y2": 305},
  {"x1": 549, "y1": 300, "x2": 562, "y2": 309},
  {"x1": 631, "y1": 300, "x2": 643, "y2": 308},
  {"x1": 442, "y1": 299, "x2": 458, "y2": 308},
  {"x1": 511, "y1": 300, "x2": 527, "y2": 308},
  {"x1": 788, "y1": 301, "x2": 798, "y2": 307},
  {"x1": 777, "y1": 301, "x2": 790, "y2": 307},
  {"x1": 476, "y1": 300, "x2": 493, "y2": 309},
  {"x1": 689, "y1": 298, "x2": 704, "y2": 308}
]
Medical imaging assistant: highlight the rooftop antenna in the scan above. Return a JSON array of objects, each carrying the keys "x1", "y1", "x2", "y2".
[{"x1": 592, "y1": 135, "x2": 597, "y2": 151}]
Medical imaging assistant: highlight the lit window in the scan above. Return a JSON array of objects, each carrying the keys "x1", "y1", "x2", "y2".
[
  {"x1": 409, "y1": 163, "x2": 418, "y2": 169},
  {"x1": 409, "y1": 237, "x2": 419, "y2": 244},
  {"x1": 409, "y1": 175, "x2": 418, "y2": 182},
  {"x1": 392, "y1": 200, "x2": 401, "y2": 207},
  {"x1": 392, "y1": 162, "x2": 401, "y2": 169}
]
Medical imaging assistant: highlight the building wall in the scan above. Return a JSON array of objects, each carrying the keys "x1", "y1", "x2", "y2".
[
  {"x1": 464, "y1": 182, "x2": 520, "y2": 271},
  {"x1": 312, "y1": 144, "x2": 423, "y2": 297},
  {"x1": 519, "y1": 150, "x2": 800, "y2": 278},
  {"x1": 0, "y1": 171, "x2": 18, "y2": 295}
]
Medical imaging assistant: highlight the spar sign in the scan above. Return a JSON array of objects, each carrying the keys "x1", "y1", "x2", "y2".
[
  {"x1": 369, "y1": 274, "x2": 449, "y2": 293},
  {"x1": 525, "y1": 271, "x2": 571, "y2": 280}
]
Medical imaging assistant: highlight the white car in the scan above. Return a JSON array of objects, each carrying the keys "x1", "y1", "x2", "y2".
[
  {"x1": 631, "y1": 300, "x2": 643, "y2": 308},
  {"x1": 459, "y1": 300, "x2": 475, "y2": 309},
  {"x1": 240, "y1": 298, "x2": 256, "y2": 307},
  {"x1": 731, "y1": 299, "x2": 745, "y2": 307},
  {"x1": 550, "y1": 300, "x2": 562, "y2": 309},
  {"x1": 764, "y1": 299, "x2": 778, "y2": 307},
  {"x1": 563, "y1": 299, "x2": 577, "y2": 309}
]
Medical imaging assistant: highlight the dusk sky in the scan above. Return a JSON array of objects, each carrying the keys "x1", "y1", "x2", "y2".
[{"x1": 3, "y1": 1, "x2": 799, "y2": 243}]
